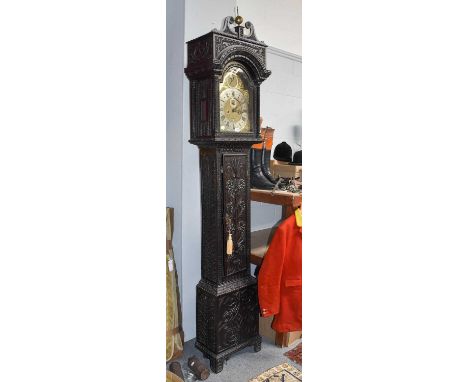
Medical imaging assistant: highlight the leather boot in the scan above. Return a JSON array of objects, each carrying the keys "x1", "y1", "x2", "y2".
[
  {"x1": 261, "y1": 127, "x2": 276, "y2": 184},
  {"x1": 250, "y1": 148, "x2": 275, "y2": 189},
  {"x1": 261, "y1": 147, "x2": 276, "y2": 184}
]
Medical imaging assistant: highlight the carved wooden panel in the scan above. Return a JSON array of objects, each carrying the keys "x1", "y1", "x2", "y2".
[
  {"x1": 188, "y1": 37, "x2": 212, "y2": 65},
  {"x1": 216, "y1": 290, "x2": 242, "y2": 351},
  {"x1": 196, "y1": 286, "x2": 217, "y2": 350},
  {"x1": 200, "y1": 149, "x2": 220, "y2": 282},
  {"x1": 239, "y1": 285, "x2": 259, "y2": 342},
  {"x1": 191, "y1": 78, "x2": 213, "y2": 138},
  {"x1": 215, "y1": 283, "x2": 259, "y2": 352},
  {"x1": 214, "y1": 34, "x2": 265, "y2": 65},
  {"x1": 222, "y1": 153, "x2": 248, "y2": 277}
]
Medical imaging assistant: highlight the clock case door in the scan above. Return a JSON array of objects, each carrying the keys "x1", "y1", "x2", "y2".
[{"x1": 198, "y1": 147, "x2": 251, "y2": 284}]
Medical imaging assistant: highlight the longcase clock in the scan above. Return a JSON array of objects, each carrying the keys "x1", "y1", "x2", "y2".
[{"x1": 184, "y1": 15, "x2": 271, "y2": 373}]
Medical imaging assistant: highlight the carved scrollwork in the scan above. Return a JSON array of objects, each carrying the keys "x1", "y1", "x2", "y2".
[
  {"x1": 219, "y1": 16, "x2": 236, "y2": 35},
  {"x1": 214, "y1": 35, "x2": 232, "y2": 57},
  {"x1": 244, "y1": 21, "x2": 258, "y2": 41},
  {"x1": 218, "y1": 16, "x2": 259, "y2": 42},
  {"x1": 217, "y1": 291, "x2": 242, "y2": 350},
  {"x1": 214, "y1": 35, "x2": 265, "y2": 65}
]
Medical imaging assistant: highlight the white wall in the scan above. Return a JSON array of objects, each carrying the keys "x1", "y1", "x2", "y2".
[
  {"x1": 185, "y1": 0, "x2": 302, "y2": 56},
  {"x1": 166, "y1": 0, "x2": 185, "y2": 285},
  {"x1": 251, "y1": 47, "x2": 302, "y2": 231},
  {"x1": 166, "y1": 0, "x2": 302, "y2": 341}
]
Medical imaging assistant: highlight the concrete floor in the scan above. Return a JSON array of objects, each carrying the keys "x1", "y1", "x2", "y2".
[{"x1": 169, "y1": 336, "x2": 302, "y2": 382}]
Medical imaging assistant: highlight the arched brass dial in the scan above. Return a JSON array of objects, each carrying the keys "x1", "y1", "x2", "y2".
[{"x1": 219, "y1": 67, "x2": 251, "y2": 133}]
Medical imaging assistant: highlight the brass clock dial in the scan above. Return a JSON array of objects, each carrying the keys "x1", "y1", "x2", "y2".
[{"x1": 219, "y1": 67, "x2": 251, "y2": 133}]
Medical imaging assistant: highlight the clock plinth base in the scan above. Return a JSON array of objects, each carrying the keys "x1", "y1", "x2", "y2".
[
  {"x1": 195, "y1": 336, "x2": 262, "y2": 374},
  {"x1": 195, "y1": 276, "x2": 261, "y2": 373}
]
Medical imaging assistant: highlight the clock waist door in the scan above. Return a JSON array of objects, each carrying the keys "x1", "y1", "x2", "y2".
[{"x1": 222, "y1": 152, "x2": 249, "y2": 279}]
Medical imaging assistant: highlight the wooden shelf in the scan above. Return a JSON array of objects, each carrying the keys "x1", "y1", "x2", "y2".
[
  {"x1": 250, "y1": 227, "x2": 271, "y2": 266},
  {"x1": 251, "y1": 189, "x2": 302, "y2": 208},
  {"x1": 250, "y1": 245, "x2": 268, "y2": 266}
]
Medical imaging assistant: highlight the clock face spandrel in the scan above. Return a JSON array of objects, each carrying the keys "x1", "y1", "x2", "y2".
[{"x1": 219, "y1": 67, "x2": 252, "y2": 133}]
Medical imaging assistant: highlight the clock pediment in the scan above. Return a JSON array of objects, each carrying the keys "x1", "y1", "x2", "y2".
[{"x1": 185, "y1": 31, "x2": 270, "y2": 82}]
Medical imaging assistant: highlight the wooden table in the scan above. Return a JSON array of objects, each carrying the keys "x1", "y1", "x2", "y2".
[
  {"x1": 251, "y1": 189, "x2": 302, "y2": 219},
  {"x1": 250, "y1": 188, "x2": 302, "y2": 347}
]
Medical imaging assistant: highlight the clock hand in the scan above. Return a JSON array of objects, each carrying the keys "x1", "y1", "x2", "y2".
[{"x1": 231, "y1": 99, "x2": 239, "y2": 112}]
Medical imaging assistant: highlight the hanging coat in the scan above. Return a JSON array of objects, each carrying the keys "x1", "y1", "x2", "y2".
[{"x1": 258, "y1": 209, "x2": 302, "y2": 333}]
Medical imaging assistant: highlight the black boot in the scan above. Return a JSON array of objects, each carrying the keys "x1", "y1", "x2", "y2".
[
  {"x1": 251, "y1": 148, "x2": 275, "y2": 190},
  {"x1": 261, "y1": 145, "x2": 277, "y2": 184}
]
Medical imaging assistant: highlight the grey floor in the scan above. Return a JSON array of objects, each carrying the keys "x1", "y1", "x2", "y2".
[{"x1": 169, "y1": 337, "x2": 302, "y2": 382}]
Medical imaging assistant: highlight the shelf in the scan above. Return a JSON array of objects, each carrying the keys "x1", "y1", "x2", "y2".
[
  {"x1": 251, "y1": 189, "x2": 302, "y2": 207},
  {"x1": 250, "y1": 245, "x2": 268, "y2": 266},
  {"x1": 251, "y1": 188, "x2": 301, "y2": 220}
]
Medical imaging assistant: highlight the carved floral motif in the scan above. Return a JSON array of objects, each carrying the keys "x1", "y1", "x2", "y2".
[
  {"x1": 214, "y1": 35, "x2": 265, "y2": 65},
  {"x1": 223, "y1": 154, "x2": 248, "y2": 276},
  {"x1": 217, "y1": 291, "x2": 242, "y2": 350}
]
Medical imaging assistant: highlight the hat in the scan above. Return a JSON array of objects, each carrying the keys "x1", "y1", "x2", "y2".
[
  {"x1": 273, "y1": 141, "x2": 292, "y2": 162},
  {"x1": 290, "y1": 150, "x2": 302, "y2": 165}
]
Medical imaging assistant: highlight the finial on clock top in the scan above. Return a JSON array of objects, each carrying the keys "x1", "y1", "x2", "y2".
[
  {"x1": 234, "y1": 6, "x2": 243, "y2": 25},
  {"x1": 217, "y1": 8, "x2": 259, "y2": 42}
]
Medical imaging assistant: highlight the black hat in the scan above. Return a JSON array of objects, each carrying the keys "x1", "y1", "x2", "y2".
[
  {"x1": 273, "y1": 142, "x2": 292, "y2": 162},
  {"x1": 290, "y1": 150, "x2": 302, "y2": 165}
]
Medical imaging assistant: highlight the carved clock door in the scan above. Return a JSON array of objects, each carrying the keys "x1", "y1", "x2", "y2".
[{"x1": 222, "y1": 152, "x2": 249, "y2": 278}]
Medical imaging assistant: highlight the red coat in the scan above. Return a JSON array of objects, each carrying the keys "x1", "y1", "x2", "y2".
[{"x1": 258, "y1": 210, "x2": 302, "y2": 332}]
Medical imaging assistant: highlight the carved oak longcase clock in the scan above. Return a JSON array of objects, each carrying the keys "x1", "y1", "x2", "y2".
[{"x1": 184, "y1": 16, "x2": 271, "y2": 373}]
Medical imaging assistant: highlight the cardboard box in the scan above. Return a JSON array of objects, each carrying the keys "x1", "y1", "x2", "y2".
[
  {"x1": 259, "y1": 315, "x2": 302, "y2": 347},
  {"x1": 270, "y1": 160, "x2": 302, "y2": 180}
]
